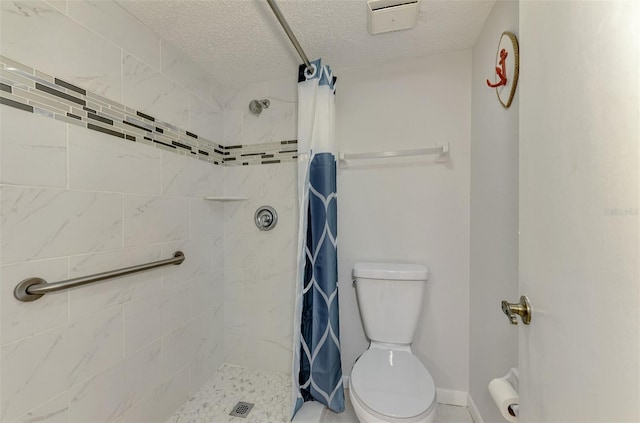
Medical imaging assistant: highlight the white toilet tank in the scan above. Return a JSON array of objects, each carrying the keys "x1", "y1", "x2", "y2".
[{"x1": 353, "y1": 263, "x2": 428, "y2": 345}]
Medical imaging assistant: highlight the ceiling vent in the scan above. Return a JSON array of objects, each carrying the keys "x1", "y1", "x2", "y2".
[{"x1": 367, "y1": 0, "x2": 421, "y2": 35}]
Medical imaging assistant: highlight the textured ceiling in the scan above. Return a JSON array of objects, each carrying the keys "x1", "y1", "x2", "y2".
[{"x1": 117, "y1": 0, "x2": 495, "y2": 88}]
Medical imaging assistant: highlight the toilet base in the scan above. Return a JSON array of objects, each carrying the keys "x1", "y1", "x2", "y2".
[{"x1": 349, "y1": 381, "x2": 436, "y2": 423}]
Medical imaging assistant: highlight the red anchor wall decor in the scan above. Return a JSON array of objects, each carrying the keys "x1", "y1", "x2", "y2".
[
  {"x1": 487, "y1": 49, "x2": 508, "y2": 88},
  {"x1": 487, "y1": 31, "x2": 520, "y2": 108}
]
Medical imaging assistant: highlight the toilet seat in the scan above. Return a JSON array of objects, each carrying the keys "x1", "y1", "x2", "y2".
[{"x1": 350, "y1": 348, "x2": 436, "y2": 420}]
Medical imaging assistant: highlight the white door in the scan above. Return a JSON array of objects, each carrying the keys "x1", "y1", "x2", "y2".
[{"x1": 518, "y1": 1, "x2": 639, "y2": 422}]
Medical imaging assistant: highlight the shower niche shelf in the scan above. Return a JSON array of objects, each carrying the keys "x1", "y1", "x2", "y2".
[{"x1": 204, "y1": 196, "x2": 249, "y2": 202}]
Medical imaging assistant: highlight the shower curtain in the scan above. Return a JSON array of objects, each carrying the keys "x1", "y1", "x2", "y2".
[{"x1": 292, "y1": 59, "x2": 344, "y2": 417}]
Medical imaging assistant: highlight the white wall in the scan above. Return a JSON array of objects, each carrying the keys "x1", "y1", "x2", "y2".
[
  {"x1": 335, "y1": 50, "x2": 471, "y2": 398},
  {"x1": 0, "y1": 1, "x2": 224, "y2": 422},
  {"x1": 222, "y1": 77, "x2": 299, "y2": 374},
  {"x1": 469, "y1": 1, "x2": 519, "y2": 422}
]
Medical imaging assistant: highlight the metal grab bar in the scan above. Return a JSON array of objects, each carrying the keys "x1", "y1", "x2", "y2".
[{"x1": 14, "y1": 251, "x2": 185, "y2": 302}]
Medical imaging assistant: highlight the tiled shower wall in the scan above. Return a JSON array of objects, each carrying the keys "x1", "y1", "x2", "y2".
[
  {"x1": 0, "y1": 1, "x2": 225, "y2": 422},
  {"x1": 223, "y1": 78, "x2": 299, "y2": 373}
]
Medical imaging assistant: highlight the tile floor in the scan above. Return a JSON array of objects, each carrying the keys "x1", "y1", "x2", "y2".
[
  {"x1": 167, "y1": 365, "x2": 474, "y2": 423},
  {"x1": 166, "y1": 365, "x2": 291, "y2": 423}
]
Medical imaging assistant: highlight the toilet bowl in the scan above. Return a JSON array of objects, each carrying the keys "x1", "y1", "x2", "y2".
[{"x1": 349, "y1": 263, "x2": 437, "y2": 423}]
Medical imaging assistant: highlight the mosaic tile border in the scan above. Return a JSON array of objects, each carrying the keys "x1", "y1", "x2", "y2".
[{"x1": 0, "y1": 55, "x2": 297, "y2": 166}]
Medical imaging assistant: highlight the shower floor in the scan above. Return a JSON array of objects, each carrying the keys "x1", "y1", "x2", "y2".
[
  {"x1": 167, "y1": 364, "x2": 475, "y2": 423},
  {"x1": 166, "y1": 365, "x2": 291, "y2": 423}
]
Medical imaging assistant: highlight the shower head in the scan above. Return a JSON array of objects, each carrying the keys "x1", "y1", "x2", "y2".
[{"x1": 249, "y1": 99, "x2": 270, "y2": 116}]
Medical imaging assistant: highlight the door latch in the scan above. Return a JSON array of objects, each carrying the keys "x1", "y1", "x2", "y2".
[{"x1": 501, "y1": 295, "x2": 532, "y2": 325}]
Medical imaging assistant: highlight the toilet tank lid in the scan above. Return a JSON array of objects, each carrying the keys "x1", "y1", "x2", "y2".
[{"x1": 353, "y1": 263, "x2": 428, "y2": 280}]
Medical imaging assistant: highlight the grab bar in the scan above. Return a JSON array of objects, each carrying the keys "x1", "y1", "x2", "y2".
[{"x1": 14, "y1": 251, "x2": 185, "y2": 302}]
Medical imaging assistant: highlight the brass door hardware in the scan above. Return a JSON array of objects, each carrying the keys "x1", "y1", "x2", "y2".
[{"x1": 501, "y1": 295, "x2": 532, "y2": 325}]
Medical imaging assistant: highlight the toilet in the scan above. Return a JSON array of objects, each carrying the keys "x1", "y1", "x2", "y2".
[{"x1": 349, "y1": 263, "x2": 437, "y2": 423}]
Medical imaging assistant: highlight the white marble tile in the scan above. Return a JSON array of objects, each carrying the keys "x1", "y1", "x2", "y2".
[
  {"x1": 12, "y1": 391, "x2": 69, "y2": 423},
  {"x1": 224, "y1": 162, "x2": 296, "y2": 200},
  {"x1": 247, "y1": 270, "x2": 295, "y2": 374},
  {"x1": 0, "y1": 186, "x2": 123, "y2": 265},
  {"x1": 223, "y1": 327, "x2": 250, "y2": 369},
  {"x1": 223, "y1": 111, "x2": 243, "y2": 146},
  {"x1": 1, "y1": 258, "x2": 69, "y2": 345},
  {"x1": 68, "y1": 245, "x2": 162, "y2": 320},
  {"x1": 211, "y1": 230, "x2": 225, "y2": 271},
  {"x1": 122, "y1": 281, "x2": 188, "y2": 355},
  {"x1": 251, "y1": 337, "x2": 293, "y2": 375},
  {"x1": 222, "y1": 229, "x2": 260, "y2": 273},
  {"x1": 210, "y1": 78, "x2": 227, "y2": 110},
  {"x1": 69, "y1": 124, "x2": 162, "y2": 195},
  {"x1": 242, "y1": 109, "x2": 274, "y2": 145},
  {"x1": 224, "y1": 81, "x2": 268, "y2": 112},
  {"x1": 122, "y1": 366, "x2": 189, "y2": 423},
  {"x1": 161, "y1": 323, "x2": 197, "y2": 380},
  {"x1": 223, "y1": 268, "x2": 246, "y2": 331},
  {"x1": 223, "y1": 269, "x2": 253, "y2": 368},
  {"x1": 270, "y1": 100, "x2": 297, "y2": 142},
  {"x1": 162, "y1": 306, "x2": 221, "y2": 382},
  {"x1": 1, "y1": 307, "x2": 123, "y2": 422},
  {"x1": 189, "y1": 272, "x2": 223, "y2": 319},
  {"x1": 123, "y1": 194, "x2": 190, "y2": 247},
  {"x1": 43, "y1": 0, "x2": 66, "y2": 14},
  {"x1": 160, "y1": 40, "x2": 211, "y2": 96},
  {"x1": 188, "y1": 310, "x2": 223, "y2": 395},
  {"x1": 1, "y1": 1, "x2": 122, "y2": 101},
  {"x1": 160, "y1": 283, "x2": 190, "y2": 334},
  {"x1": 162, "y1": 151, "x2": 213, "y2": 198},
  {"x1": 188, "y1": 94, "x2": 223, "y2": 142},
  {"x1": 166, "y1": 365, "x2": 290, "y2": 423},
  {"x1": 255, "y1": 204, "x2": 298, "y2": 275},
  {"x1": 124, "y1": 340, "x2": 162, "y2": 406},
  {"x1": 123, "y1": 54, "x2": 189, "y2": 129},
  {"x1": 69, "y1": 363, "x2": 132, "y2": 423},
  {"x1": 0, "y1": 105, "x2": 67, "y2": 188},
  {"x1": 211, "y1": 164, "x2": 224, "y2": 197},
  {"x1": 268, "y1": 76, "x2": 298, "y2": 104},
  {"x1": 123, "y1": 294, "x2": 164, "y2": 355},
  {"x1": 161, "y1": 238, "x2": 212, "y2": 287},
  {"x1": 190, "y1": 199, "x2": 224, "y2": 240},
  {"x1": 223, "y1": 200, "x2": 296, "y2": 275},
  {"x1": 67, "y1": 0, "x2": 160, "y2": 70}
]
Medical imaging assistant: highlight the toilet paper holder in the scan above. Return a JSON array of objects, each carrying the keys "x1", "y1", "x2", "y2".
[{"x1": 489, "y1": 368, "x2": 520, "y2": 423}]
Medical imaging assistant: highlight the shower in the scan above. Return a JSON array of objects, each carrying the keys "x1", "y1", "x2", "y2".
[{"x1": 248, "y1": 98, "x2": 270, "y2": 115}]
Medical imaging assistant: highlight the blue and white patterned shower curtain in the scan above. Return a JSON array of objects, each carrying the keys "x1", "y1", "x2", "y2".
[{"x1": 291, "y1": 59, "x2": 344, "y2": 418}]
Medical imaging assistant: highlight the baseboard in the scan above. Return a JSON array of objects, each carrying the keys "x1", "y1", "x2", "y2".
[
  {"x1": 342, "y1": 375, "x2": 350, "y2": 390},
  {"x1": 467, "y1": 394, "x2": 485, "y2": 423},
  {"x1": 292, "y1": 401, "x2": 324, "y2": 423},
  {"x1": 436, "y1": 388, "x2": 468, "y2": 407}
]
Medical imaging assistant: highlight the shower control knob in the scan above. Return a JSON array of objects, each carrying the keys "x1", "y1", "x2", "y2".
[{"x1": 255, "y1": 206, "x2": 278, "y2": 231}]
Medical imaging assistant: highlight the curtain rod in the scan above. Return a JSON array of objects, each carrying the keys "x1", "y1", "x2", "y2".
[{"x1": 266, "y1": 0, "x2": 315, "y2": 74}]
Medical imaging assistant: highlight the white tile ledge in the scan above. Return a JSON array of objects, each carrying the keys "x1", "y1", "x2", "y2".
[{"x1": 203, "y1": 196, "x2": 248, "y2": 201}]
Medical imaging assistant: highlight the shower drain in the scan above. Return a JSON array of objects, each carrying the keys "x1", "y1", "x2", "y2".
[{"x1": 229, "y1": 401, "x2": 254, "y2": 418}]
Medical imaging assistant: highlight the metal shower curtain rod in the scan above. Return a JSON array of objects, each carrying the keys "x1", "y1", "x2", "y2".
[{"x1": 266, "y1": 0, "x2": 315, "y2": 74}]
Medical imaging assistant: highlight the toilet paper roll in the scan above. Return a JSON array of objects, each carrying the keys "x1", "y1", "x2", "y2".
[{"x1": 489, "y1": 377, "x2": 519, "y2": 423}]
